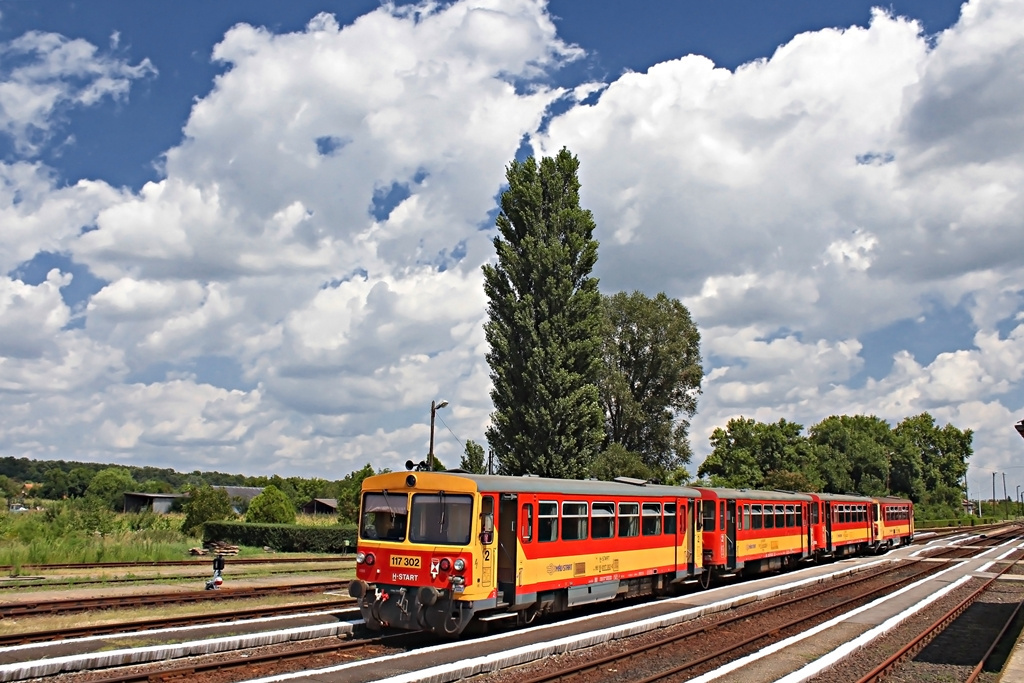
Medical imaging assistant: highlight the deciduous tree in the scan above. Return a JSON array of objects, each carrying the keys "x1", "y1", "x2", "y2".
[{"x1": 599, "y1": 292, "x2": 702, "y2": 476}]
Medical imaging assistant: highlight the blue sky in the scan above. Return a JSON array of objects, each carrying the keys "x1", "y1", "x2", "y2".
[{"x1": 0, "y1": 0, "x2": 1021, "y2": 500}]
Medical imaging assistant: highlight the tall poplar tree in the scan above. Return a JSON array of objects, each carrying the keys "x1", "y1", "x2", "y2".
[{"x1": 483, "y1": 148, "x2": 604, "y2": 478}]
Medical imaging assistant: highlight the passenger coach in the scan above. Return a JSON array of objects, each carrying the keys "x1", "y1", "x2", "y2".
[
  {"x1": 692, "y1": 488, "x2": 814, "y2": 583},
  {"x1": 349, "y1": 471, "x2": 703, "y2": 636}
]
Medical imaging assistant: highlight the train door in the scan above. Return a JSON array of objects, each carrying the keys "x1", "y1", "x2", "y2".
[
  {"x1": 726, "y1": 500, "x2": 737, "y2": 567},
  {"x1": 497, "y1": 493, "x2": 518, "y2": 606},
  {"x1": 871, "y1": 502, "x2": 881, "y2": 544},
  {"x1": 480, "y1": 494, "x2": 495, "y2": 590},
  {"x1": 805, "y1": 503, "x2": 812, "y2": 556},
  {"x1": 687, "y1": 498, "x2": 697, "y2": 573},
  {"x1": 824, "y1": 501, "x2": 834, "y2": 552}
]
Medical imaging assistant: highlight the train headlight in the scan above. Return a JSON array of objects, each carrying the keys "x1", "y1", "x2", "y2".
[
  {"x1": 356, "y1": 551, "x2": 366, "y2": 564},
  {"x1": 439, "y1": 558, "x2": 451, "y2": 571},
  {"x1": 453, "y1": 558, "x2": 466, "y2": 572},
  {"x1": 365, "y1": 553, "x2": 376, "y2": 566}
]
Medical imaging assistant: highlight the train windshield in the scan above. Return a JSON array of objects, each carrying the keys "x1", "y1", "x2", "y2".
[
  {"x1": 409, "y1": 493, "x2": 473, "y2": 545},
  {"x1": 360, "y1": 492, "x2": 408, "y2": 541}
]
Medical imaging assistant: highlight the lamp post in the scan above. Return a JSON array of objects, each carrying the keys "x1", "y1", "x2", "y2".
[{"x1": 429, "y1": 399, "x2": 448, "y2": 471}]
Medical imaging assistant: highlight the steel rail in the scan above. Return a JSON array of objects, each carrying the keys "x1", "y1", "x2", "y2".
[
  {"x1": 0, "y1": 579, "x2": 350, "y2": 617},
  {"x1": 855, "y1": 551, "x2": 1024, "y2": 683},
  {"x1": 70, "y1": 631, "x2": 425, "y2": 683},
  {"x1": 520, "y1": 559, "x2": 938, "y2": 683},
  {"x1": 0, "y1": 598, "x2": 356, "y2": 646},
  {"x1": 0, "y1": 556, "x2": 352, "y2": 572}
]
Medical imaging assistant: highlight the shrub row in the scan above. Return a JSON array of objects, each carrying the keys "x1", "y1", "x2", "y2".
[{"x1": 203, "y1": 520, "x2": 359, "y2": 553}]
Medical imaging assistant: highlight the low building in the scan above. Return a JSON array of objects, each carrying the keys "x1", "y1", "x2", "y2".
[
  {"x1": 123, "y1": 492, "x2": 188, "y2": 513},
  {"x1": 302, "y1": 498, "x2": 339, "y2": 515}
]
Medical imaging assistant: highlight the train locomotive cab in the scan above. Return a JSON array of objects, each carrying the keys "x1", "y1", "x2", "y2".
[{"x1": 350, "y1": 471, "x2": 483, "y2": 635}]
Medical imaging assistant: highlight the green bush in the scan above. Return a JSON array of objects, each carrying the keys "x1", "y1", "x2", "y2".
[
  {"x1": 245, "y1": 485, "x2": 296, "y2": 525},
  {"x1": 204, "y1": 520, "x2": 358, "y2": 553},
  {"x1": 181, "y1": 485, "x2": 233, "y2": 536}
]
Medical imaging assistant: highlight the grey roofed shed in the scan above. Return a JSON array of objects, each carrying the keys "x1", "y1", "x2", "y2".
[
  {"x1": 302, "y1": 498, "x2": 339, "y2": 515},
  {"x1": 123, "y1": 492, "x2": 188, "y2": 513}
]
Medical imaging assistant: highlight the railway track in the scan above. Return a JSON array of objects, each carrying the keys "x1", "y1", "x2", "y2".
[
  {"x1": 0, "y1": 556, "x2": 352, "y2": 573},
  {"x1": 56, "y1": 630, "x2": 428, "y2": 683},
  {"x1": 0, "y1": 597, "x2": 356, "y2": 646},
  {"x1": 852, "y1": 557, "x2": 1024, "y2": 682},
  {"x1": 0, "y1": 563, "x2": 340, "y2": 590},
  {"x1": 0, "y1": 579, "x2": 350, "y2": 617},
  {"x1": 513, "y1": 559, "x2": 946, "y2": 683}
]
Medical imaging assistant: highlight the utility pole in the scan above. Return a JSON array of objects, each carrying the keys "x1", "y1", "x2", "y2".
[
  {"x1": 993, "y1": 473, "x2": 997, "y2": 520},
  {"x1": 1003, "y1": 473, "x2": 1009, "y2": 519}
]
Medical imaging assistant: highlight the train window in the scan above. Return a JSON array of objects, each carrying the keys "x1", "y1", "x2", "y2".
[
  {"x1": 409, "y1": 493, "x2": 473, "y2": 545},
  {"x1": 775, "y1": 505, "x2": 785, "y2": 528},
  {"x1": 360, "y1": 492, "x2": 408, "y2": 541},
  {"x1": 480, "y1": 496, "x2": 495, "y2": 545},
  {"x1": 701, "y1": 501, "x2": 716, "y2": 532},
  {"x1": 764, "y1": 504, "x2": 775, "y2": 529},
  {"x1": 642, "y1": 503, "x2": 662, "y2": 536},
  {"x1": 785, "y1": 505, "x2": 795, "y2": 528},
  {"x1": 720, "y1": 501, "x2": 726, "y2": 527},
  {"x1": 751, "y1": 504, "x2": 762, "y2": 530},
  {"x1": 538, "y1": 501, "x2": 558, "y2": 542},
  {"x1": 742, "y1": 504, "x2": 750, "y2": 531},
  {"x1": 664, "y1": 503, "x2": 677, "y2": 534},
  {"x1": 797, "y1": 504, "x2": 803, "y2": 528},
  {"x1": 591, "y1": 502, "x2": 615, "y2": 539},
  {"x1": 810, "y1": 502, "x2": 818, "y2": 525},
  {"x1": 562, "y1": 502, "x2": 588, "y2": 541},
  {"x1": 618, "y1": 502, "x2": 640, "y2": 537},
  {"x1": 522, "y1": 504, "x2": 533, "y2": 542}
]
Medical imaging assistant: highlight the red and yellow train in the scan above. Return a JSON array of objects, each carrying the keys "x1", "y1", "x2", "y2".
[{"x1": 348, "y1": 470, "x2": 913, "y2": 636}]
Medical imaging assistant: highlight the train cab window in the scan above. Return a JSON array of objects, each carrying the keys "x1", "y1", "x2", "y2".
[
  {"x1": 592, "y1": 502, "x2": 615, "y2": 539},
  {"x1": 522, "y1": 504, "x2": 533, "y2": 542},
  {"x1": 618, "y1": 502, "x2": 640, "y2": 537},
  {"x1": 538, "y1": 501, "x2": 558, "y2": 542},
  {"x1": 751, "y1": 504, "x2": 762, "y2": 530},
  {"x1": 642, "y1": 503, "x2": 662, "y2": 536},
  {"x1": 742, "y1": 504, "x2": 750, "y2": 531},
  {"x1": 775, "y1": 505, "x2": 785, "y2": 529},
  {"x1": 562, "y1": 502, "x2": 588, "y2": 541},
  {"x1": 480, "y1": 496, "x2": 495, "y2": 545},
  {"x1": 664, "y1": 503, "x2": 677, "y2": 535},
  {"x1": 785, "y1": 505, "x2": 795, "y2": 528},
  {"x1": 409, "y1": 493, "x2": 472, "y2": 545},
  {"x1": 701, "y1": 501, "x2": 716, "y2": 532},
  {"x1": 360, "y1": 492, "x2": 408, "y2": 541}
]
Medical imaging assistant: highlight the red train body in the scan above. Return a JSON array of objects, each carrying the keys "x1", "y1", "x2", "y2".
[{"x1": 350, "y1": 471, "x2": 913, "y2": 636}]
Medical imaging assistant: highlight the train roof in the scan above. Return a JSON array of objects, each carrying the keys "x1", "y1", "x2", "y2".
[
  {"x1": 689, "y1": 487, "x2": 813, "y2": 502},
  {"x1": 810, "y1": 492, "x2": 875, "y2": 503},
  {"x1": 874, "y1": 496, "x2": 913, "y2": 504},
  {"x1": 363, "y1": 471, "x2": 701, "y2": 499}
]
